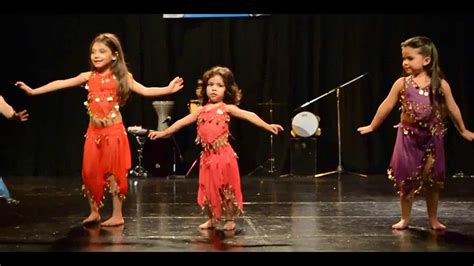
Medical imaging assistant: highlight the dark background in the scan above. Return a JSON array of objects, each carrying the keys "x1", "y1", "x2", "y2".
[{"x1": 0, "y1": 14, "x2": 473, "y2": 178}]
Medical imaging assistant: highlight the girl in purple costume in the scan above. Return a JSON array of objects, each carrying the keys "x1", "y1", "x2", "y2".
[{"x1": 358, "y1": 36, "x2": 474, "y2": 230}]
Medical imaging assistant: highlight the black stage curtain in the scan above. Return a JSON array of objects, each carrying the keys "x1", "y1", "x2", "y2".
[{"x1": 0, "y1": 14, "x2": 473, "y2": 177}]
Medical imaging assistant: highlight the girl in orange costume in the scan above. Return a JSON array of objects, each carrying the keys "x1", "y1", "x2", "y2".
[{"x1": 16, "y1": 33, "x2": 183, "y2": 226}]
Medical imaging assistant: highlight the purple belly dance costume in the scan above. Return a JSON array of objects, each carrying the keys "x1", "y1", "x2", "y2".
[{"x1": 388, "y1": 76, "x2": 446, "y2": 197}]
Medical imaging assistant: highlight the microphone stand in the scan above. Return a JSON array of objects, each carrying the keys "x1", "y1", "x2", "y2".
[{"x1": 294, "y1": 73, "x2": 369, "y2": 178}]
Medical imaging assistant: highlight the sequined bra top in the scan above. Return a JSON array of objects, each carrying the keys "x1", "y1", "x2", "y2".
[
  {"x1": 399, "y1": 75, "x2": 445, "y2": 136},
  {"x1": 196, "y1": 103, "x2": 231, "y2": 152},
  {"x1": 83, "y1": 71, "x2": 120, "y2": 125}
]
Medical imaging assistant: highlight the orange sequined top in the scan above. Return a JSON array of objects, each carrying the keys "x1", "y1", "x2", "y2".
[{"x1": 83, "y1": 71, "x2": 121, "y2": 126}]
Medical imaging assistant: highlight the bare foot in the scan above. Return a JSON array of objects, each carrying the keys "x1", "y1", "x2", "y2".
[
  {"x1": 101, "y1": 216, "x2": 124, "y2": 227},
  {"x1": 198, "y1": 219, "x2": 215, "y2": 230},
  {"x1": 82, "y1": 213, "x2": 101, "y2": 225},
  {"x1": 223, "y1": 220, "x2": 236, "y2": 231},
  {"x1": 392, "y1": 220, "x2": 409, "y2": 230},
  {"x1": 430, "y1": 220, "x2": 446, "y2": 231}
]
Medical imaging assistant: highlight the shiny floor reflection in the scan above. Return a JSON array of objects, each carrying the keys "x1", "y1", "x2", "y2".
[{"x1": 1, "y1": 174, "x2": 474, "y2": 251}]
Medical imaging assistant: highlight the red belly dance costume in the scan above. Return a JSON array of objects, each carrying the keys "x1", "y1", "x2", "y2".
[
  {"x1": 196, "y1": 103, "x2": 243, "y2": 220},
  {"x1": 81, "y1": 71, "x2": 131, "y2": 207}
]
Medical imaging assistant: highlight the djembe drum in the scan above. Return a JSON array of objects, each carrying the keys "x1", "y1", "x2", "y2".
[
  {"x1": 152, "y1": 101, "x2": 174, "y2": 132},
  {"x1": 144, "y1": 101, "x2": 175, "y2": 177}
]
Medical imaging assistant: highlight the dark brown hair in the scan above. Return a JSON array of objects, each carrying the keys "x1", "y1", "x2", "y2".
[{"x1": 196, "y1": 66, "x2": 242, "y2": 105}]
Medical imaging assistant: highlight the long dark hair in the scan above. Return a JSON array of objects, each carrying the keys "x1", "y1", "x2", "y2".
[
  {"x1": 401, "y1": 36, "x2": 447, "y2": 118},
  {"x1": 89, "y1": 33, "x2": 131, "y2": 106}
]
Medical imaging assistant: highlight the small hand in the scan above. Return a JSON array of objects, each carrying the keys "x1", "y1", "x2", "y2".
[
  {"x1": 357, "y1": 125, "x2": 374, "y2": 135},
  {"x1": 11, "y1": 110, "x2": 29, "y2": 122},
  {"x1": 148, "y1": 130, "x2": 166, "y2": 140},
  {"x1": 269, "y1": 124, "x2": 284, "y2": 135},
  {"x1": 461, "y1": 130, "x2": 474, "y2": 142},
  {"x1": 168, "y1": 76, "x2": 184, "y2": 94},
  {"x1": 15, "y1": 81, "x2": 35, "y2": 96}
]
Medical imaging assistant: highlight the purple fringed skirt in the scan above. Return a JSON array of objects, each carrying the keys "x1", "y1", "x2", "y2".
[{"x1": 388, "y1": 122, "x2": 445, "y2": 197}]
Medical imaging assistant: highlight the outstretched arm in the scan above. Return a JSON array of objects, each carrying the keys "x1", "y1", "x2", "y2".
[
  {"x1": 0, "y1": 95, "x2": 29, "y2": 122},
  {"x1": 226, "y1": 104, "x2": 284, "y2": 134},
  {"x1": 148, "y1": 108, "x2": 199, "y2": 140},
  {"x1": 15, "y1": 72, "x2": 90, "y2": 96},
  {"x1": 130, "y1": 76, "x2": 184, "y2": 97},
  {"x1": 442, "y1": 80, "x2": 474, "y2": 141},
  {"x1": 357, "y1": 77, "x2": 403, "y2": 134}
]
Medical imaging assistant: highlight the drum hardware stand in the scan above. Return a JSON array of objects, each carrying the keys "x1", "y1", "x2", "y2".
[
  {"x1": 128, "y1": 127, "x2": 150, "y2": 179},
  {"x1": 247, "y1": 99, "x2": 279, "y2": 176},
  {"x1": 294, "y1": 73, "x2": 369, "y2": 178}
]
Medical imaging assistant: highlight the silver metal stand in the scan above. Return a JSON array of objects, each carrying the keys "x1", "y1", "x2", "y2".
[
  {"x1": 247, "y1": 100, "x2": 284, "y2": 176},
  {"x1": 128, "y1": 131, "x2": 149, "y2": 179},
  {"x1": 294, "y1": 73, "x2": 369, "y2": 178}
]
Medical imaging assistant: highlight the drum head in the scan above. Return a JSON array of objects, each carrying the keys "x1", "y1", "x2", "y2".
[
  {"x1": 291, "y1": 111, "x2": 319, "y2": 137},
  {"x1": 127, "y1": 126, "x2": 148, "y2": 136}
]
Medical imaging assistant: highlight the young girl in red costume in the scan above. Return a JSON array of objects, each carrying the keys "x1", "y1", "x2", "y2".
[
  {"x1": 149, "y1": 66, "x2": 283, "y2": 231},
  {"x1": 16, "y1": 33, "x2": 183, "y2": 226}
]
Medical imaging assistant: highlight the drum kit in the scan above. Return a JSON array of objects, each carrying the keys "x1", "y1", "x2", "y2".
[
  {"x1": 130, "y1": 71, "x2": 369, "y2": 179},
  {"x1": 153, "y1": 101, "x2": 185, "y2": 179},
  {"x1": 129, "y1": 101, "x2": 183, "y2": 179},
  {"x1": 293, "y1": 73, "x2": 369, "y2": 178},
  {"x1": 133, "y1": 98, "x2": 323, "y2": 178}
]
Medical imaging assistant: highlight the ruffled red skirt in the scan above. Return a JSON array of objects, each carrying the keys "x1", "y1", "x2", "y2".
[
  {"x1": 82, "y1": 123, "x2": 131, "y2": 207},
  {"x1": 197, "y1": 144, "x2": 243, "y2": 220}
]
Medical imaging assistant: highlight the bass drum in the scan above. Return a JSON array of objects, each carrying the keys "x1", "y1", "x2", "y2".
[{"x1": 291, "y1": 111, "x2": 319, "y2": 137}]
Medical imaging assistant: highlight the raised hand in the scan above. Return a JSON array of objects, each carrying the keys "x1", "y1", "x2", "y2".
[
  {"x1": 168, "y1": 76, "x2": 184, "y2": 94},
  {"x1": 357, "y1": 125, "x2": 374, "y2": 135},
  {"x1": 15, "y1": 81, "x2": 35, "y2": 96}
]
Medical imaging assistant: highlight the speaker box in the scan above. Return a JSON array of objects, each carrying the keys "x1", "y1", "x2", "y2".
[{"x1": 290, "y1": 137, "x2": 317, "y2": 176}]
